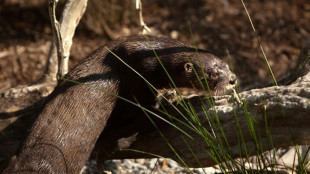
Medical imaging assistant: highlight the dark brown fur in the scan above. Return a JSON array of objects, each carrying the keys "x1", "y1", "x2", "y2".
[{"x1": 3, "y1": 35, "x2": 236, "y2": 173}]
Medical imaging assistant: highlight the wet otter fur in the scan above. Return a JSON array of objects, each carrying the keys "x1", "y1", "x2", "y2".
[{"x1": 4, "y1": 35, "x2": 236, "y2": 173}]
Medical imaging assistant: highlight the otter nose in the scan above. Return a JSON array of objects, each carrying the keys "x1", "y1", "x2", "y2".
[{"x1": 229, "y1": 75, "x2": 237, "y2": 85}]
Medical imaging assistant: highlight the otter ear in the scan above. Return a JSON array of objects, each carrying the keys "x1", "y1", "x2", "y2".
[{"x1": 184, "y1": 63, "x2": 193, "y2": 73}]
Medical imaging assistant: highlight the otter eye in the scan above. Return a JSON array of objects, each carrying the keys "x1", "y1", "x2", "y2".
[
  {"x1": 207, "y1": 71, "x2": 219, "y2": 80},
  {"x1": 211, "y1": 73, "x2": 219, "y2": 80},
  {"x1": 184, "y1": 63, "x2": 193, "y2": 73}
]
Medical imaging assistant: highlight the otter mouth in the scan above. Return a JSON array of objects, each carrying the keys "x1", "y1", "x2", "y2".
[
  {"x1": 155, "y1": 73, "x2": 239, "y2": 106},
  {"x1": 196, "y1": 73, "x2": 238, "y2": 96},
  {"x1": 155, "y1": 82, "x2": 241, "y2": 109},
  {"x1": 218, "y1": 83, "x2": 236, "y2": 95}
]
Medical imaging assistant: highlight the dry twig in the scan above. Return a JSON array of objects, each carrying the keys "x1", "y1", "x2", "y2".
[{"x1": 136, "y1": 0, "x2": 151, "y2": 34}]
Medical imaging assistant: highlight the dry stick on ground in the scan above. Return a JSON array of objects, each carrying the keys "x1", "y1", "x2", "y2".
[
  {"x1": 0, "y1": 36, "x2": 310, "y2": 171},
  {"x1": 1, "y1": 0, "x2": 88, "y2": 101}
]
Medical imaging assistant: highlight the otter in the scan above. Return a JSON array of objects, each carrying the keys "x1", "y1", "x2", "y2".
[{"x1": 3, "y1": 35, "x2": 236, "y2": 173}]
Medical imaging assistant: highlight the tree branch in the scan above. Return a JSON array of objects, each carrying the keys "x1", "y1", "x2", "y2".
[
  {"x1": 48, "y1": 0, "x2": 65, "y2": 78},
  {"x1": 95, "y1": 76, "x2": 310, "y2": 167}
]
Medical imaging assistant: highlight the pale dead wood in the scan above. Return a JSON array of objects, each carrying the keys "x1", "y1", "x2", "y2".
[
  {"x1": 136, "y1": 0, "x2": 151, "y2": 35},
  {"x1": 50, "y1": 0, "x2": 88, "y2": 78},
  {"x1": 48, "y1": 0, "x2": 65, "y2": 78}
]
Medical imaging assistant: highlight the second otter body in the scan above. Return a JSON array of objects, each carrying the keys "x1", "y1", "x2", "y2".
[{"x1": 4, "y1": 35, "x2": 236, "y2": 173}]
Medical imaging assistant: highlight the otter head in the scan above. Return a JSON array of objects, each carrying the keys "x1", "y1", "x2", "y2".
[{"x1": 179, "y1": 52, "x2": 237, "y2": 96}]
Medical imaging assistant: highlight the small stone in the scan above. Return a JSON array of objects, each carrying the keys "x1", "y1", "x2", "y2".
[
  {"x1": 141, "y1": 170, "x2": 151, "y2": 174},
  {"x1": 136, "y1": 163, "x2": 147, "y2": 170},
  {"x1": 163, "y1": 167, "x2": 172, "y2": 173},
  {"x1": 170, "y1": 30, "x2": 179, "y2": 39},
  {"x1": 116, "y1": 165, "x2": 123, "y2": 171},
  {"x1": 147, "y1": 158, "x2": 158, "y2": 168},
  {"x1": 204, "y1": 167, "x2": 221, "y2": 173},
  {"x1": 158, "y1": 171, "x2": 166, "y2": 174},
  {"x1": 192, "y1": 168, "x2": 204, "y2": 174},
  {"x1": 123, "y1": 159, "x2": 133, "y2": 169},
  {"x1": 132, "y1": 169, "x2": 140, "y2": 174},
  {"x1": 135, "y1": 159, "x2": 145, "y2": 164},
  {"x1": 167, "y1": 160, "x2": 179, "y2": 169},
  {"x1": 126, "y1": 169, "x2": 133, "y2": 174}
]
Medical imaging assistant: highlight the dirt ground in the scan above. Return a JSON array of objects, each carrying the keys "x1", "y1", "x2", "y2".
[{"x1": 0, "y1": 0, "x2": 310, "y2": 92}]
